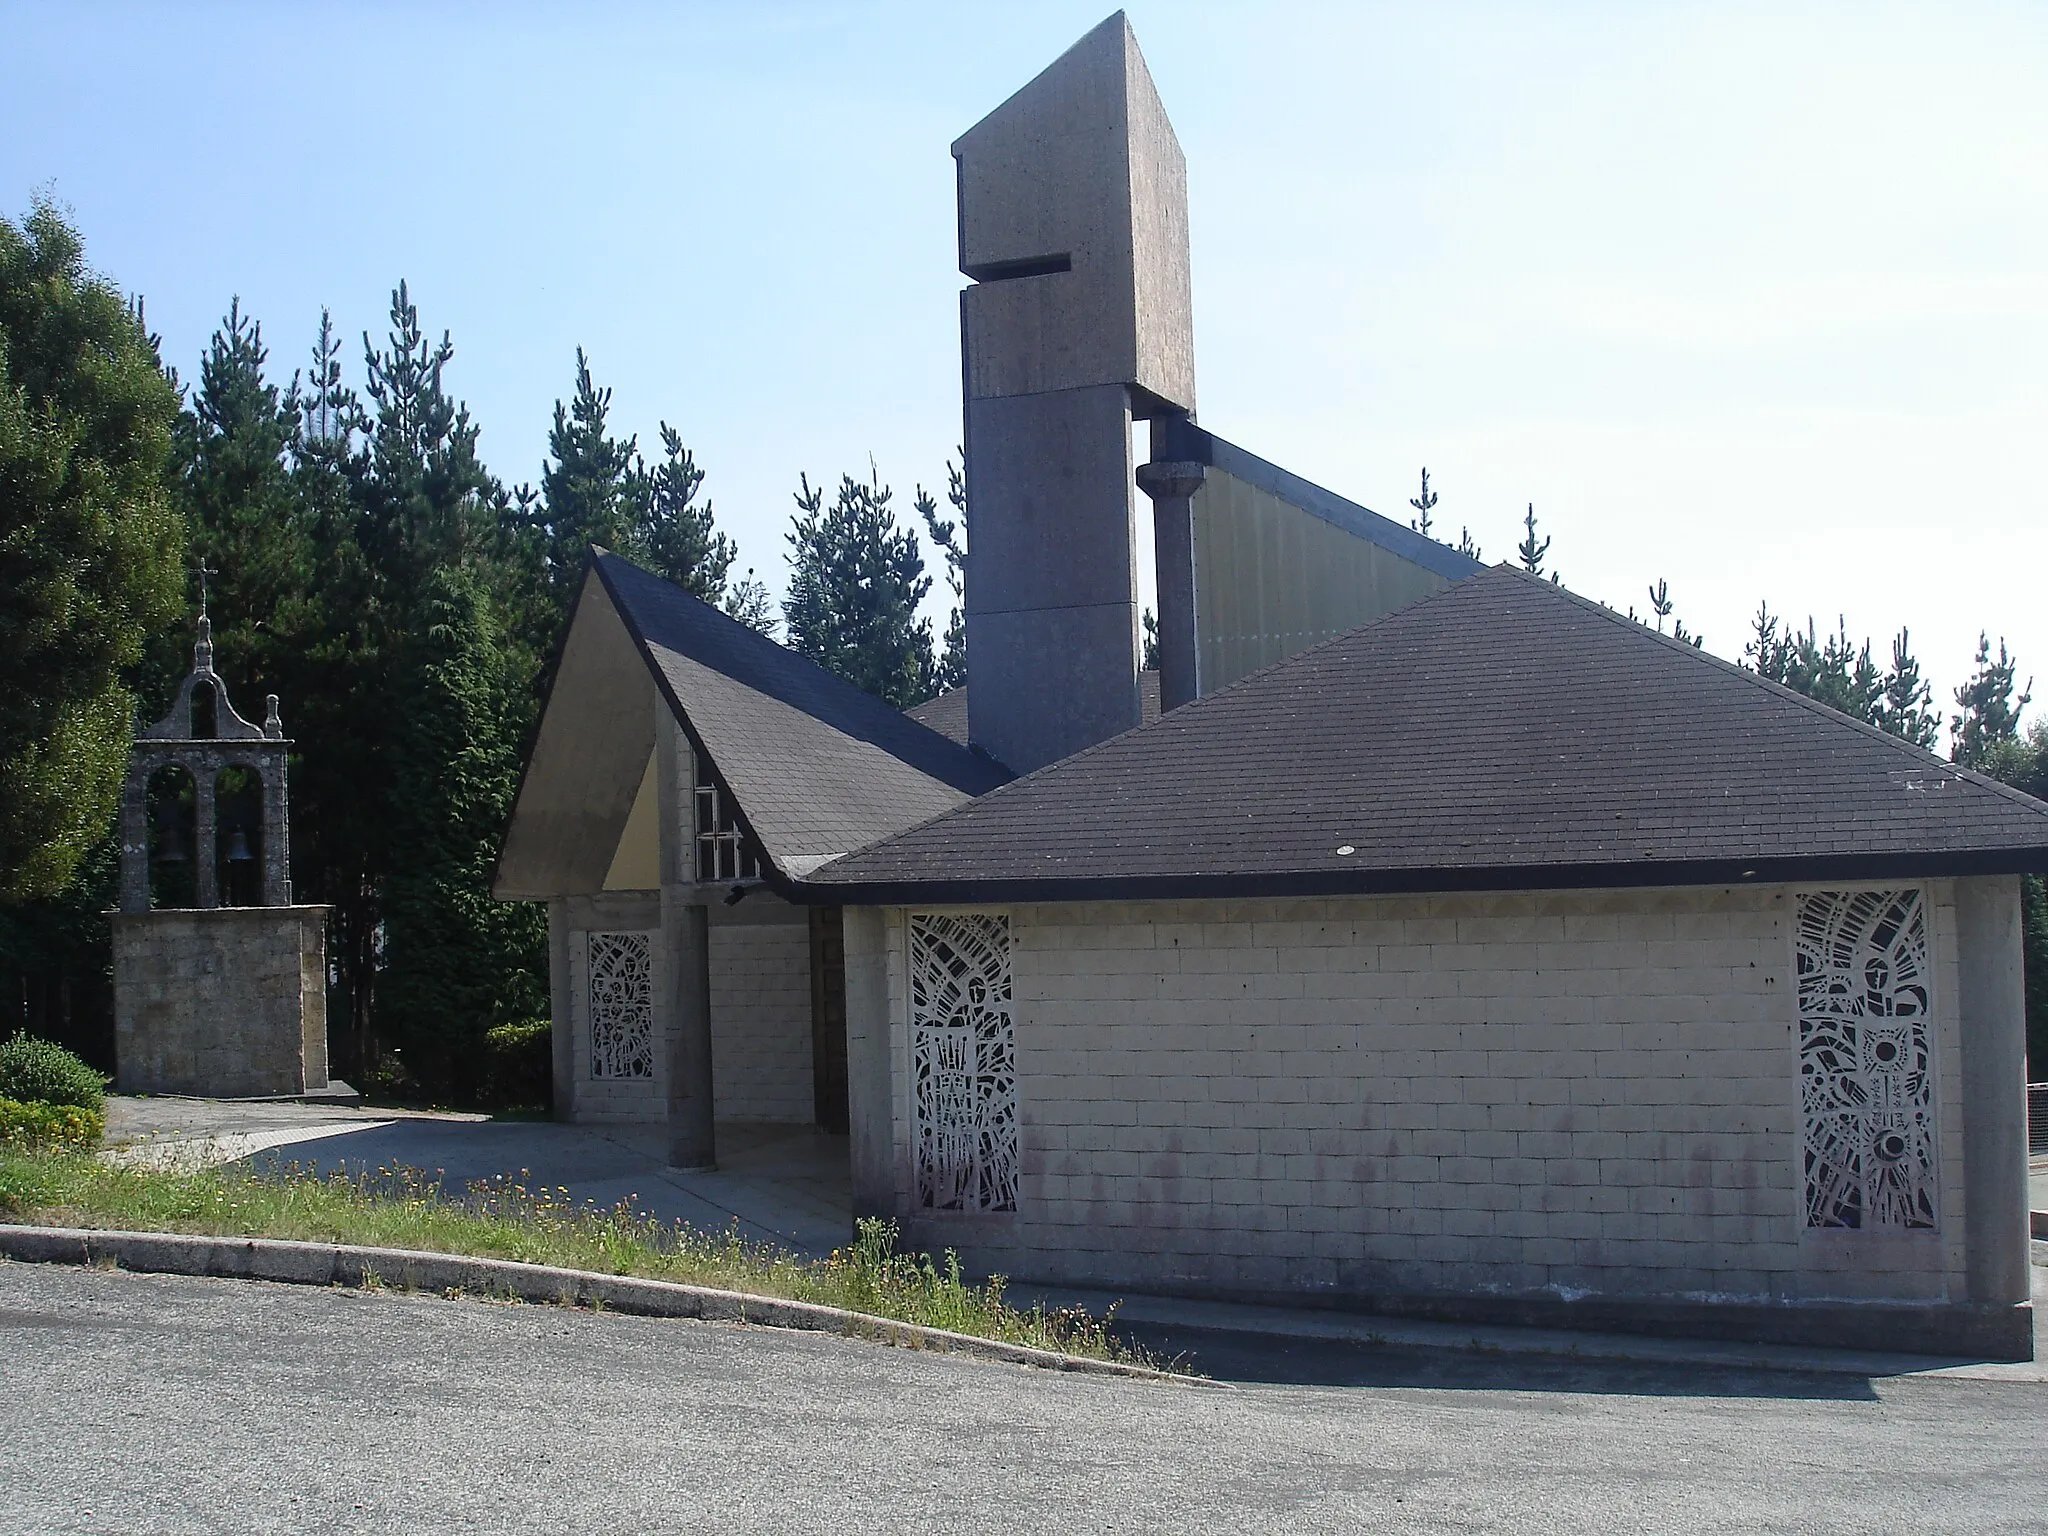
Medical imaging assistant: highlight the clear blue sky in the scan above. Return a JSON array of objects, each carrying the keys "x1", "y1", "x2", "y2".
[{"x1": 6, "y1": 2, "x2": 2043, "y2": 725}]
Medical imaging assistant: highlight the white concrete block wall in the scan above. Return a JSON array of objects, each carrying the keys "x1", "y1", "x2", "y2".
[
  {"x1": 709, "y1": 921, "x2": 814, "y2": 1124},
  {"x1": 556, "y1": 897, "x2": 815, "y2": 1128},
  {"x1": 884, "y1": 885, "x2": 1971, "y2": 1306},
  {"x1": 566, "y1": 916, "x2": 664, "y2": 1126}
]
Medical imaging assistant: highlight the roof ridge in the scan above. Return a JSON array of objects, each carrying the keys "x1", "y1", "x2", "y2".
[
  {"x1": 1502, "y1": 566, "x2": 2048, "y2": 819},
  {"x1": 596, "y1": 550, "x2": 999, "y2": 785}
]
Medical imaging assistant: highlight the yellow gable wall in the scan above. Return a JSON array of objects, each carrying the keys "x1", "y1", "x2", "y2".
[{"x1": 602, "y1": 751, "x2": 661, "y2": 891}]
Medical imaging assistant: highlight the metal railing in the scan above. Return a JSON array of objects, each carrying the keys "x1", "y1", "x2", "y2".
[{"x1": 2030, "y1": 1082, "x2": 2048, "y2": 1156}]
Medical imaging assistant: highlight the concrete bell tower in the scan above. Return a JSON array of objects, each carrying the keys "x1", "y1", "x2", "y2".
[{"x1": 954, "y1": 10, "x2": 1196, "y2": 773}]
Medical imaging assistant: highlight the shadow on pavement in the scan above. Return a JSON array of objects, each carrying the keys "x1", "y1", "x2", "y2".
[
  {"x1": 1113, "y1": 1319, "x2": 1883, "y2": 1400},
  {"x1": 227, "y1": 1116, "x2": 853, "y2": 1258}
]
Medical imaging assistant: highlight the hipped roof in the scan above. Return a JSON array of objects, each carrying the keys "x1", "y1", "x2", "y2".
[{"x1": 800, "y1": 566, "x2": 2048, "y2": 902}]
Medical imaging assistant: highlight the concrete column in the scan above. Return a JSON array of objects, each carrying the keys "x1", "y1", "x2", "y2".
[
  {"x1": 1955, "y1": 875, "x2": 2030, "y2": 1305},
  {"x1": 547, "y1": 898, "x2": 575, "y2": 1122},
  {"x1": 843, "y1": 905, "x2": 896, "y2": 1222},
  {"x1": 261, "y1": 758, "x2": 292, "y2": 906},
  {"x1": 663, "y1": 899, "x2": 715, "y2": 1171},
  {"x1": 1136, "y1": 458, "x2": 1205, "y2": 711},
  {"x1": 194, "y1": 773, "x2": 218, "y2": 910},
  {"x1": 656, "y1": 704, "x2": 715, "y2": 1170},
  {"x1": 117, "y1": 769, "x2": 150, "y2": 914}
]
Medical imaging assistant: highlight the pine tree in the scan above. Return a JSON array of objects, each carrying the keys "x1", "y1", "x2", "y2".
[
  {"x1": 1747, "y1": 607, "x2": 1947, "y2": 749},
  {"x1": 536, "y1": 348, "x2": 641, "y2": 603},
  {"x1": 639, "y1": 423, "x2": 736, "y2": 602},
  {"x1": 307, "y1": 283, "x2": 543, "y2": 1085},
  {"x1": 916, "y1": 456, "x2": 968, "y2": 692},
  {"x1": 1516, "y1": 503, "x2": 1551, "y2": 579},
  {"x1": 378, "y1": 567, "x2": 547, "y2": 1100},
  {"x1": 1408, "y1": 467, "x2": 1437, "y2": 539},
  {"x1": 1951, "y1": 634, "x2": 2032, "y2": 771},
  {"x1": 531, "y1": 352, "x2": 737, "y2": 623},
  {"x1": 784, "y1": 468, "x2": 935, "y2": 707},
  {"x1": 177, "y1": 299, "x2": 314, "y2": 708},
  {"x1": 1871, "y1": 630, "x2": 1941, "y2": 751},
  {"x1": 1647, "y1": 579, "x2": 1674, "y2": 633},
  {"x1": 721, "y1": 570, "x2": 778, "y2": 636},
  {"x1": 1141, "y1": 608, "x2": 1160, "y2": 671}
]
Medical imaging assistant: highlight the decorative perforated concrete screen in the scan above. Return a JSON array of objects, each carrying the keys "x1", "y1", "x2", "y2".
[
  {"x1": 909, "y1": 913, "x2": 1018, "y2": 1212},
  {"x1": 587, "y1": 931, "x2": 654, "y2": 1080},
  {"x1": 1795, "y1": 889, "x2": 1937, "y2": 1230}
]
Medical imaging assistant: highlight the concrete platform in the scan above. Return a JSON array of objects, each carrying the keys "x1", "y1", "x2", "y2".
[{"x1": 102, "y1": 1098, "x2": 853, "y2": 1258}]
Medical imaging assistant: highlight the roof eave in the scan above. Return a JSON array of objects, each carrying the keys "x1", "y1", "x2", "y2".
[{"x1": 790, "y1": 846, "x2": 2048, "y2": 907}]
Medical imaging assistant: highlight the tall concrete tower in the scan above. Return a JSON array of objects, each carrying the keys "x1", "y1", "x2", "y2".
[{"x1": 954, "y1": 11, "x2": 1195, "y2": 773}]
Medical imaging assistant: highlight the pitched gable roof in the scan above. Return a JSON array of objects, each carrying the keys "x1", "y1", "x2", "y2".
[
  {"x1": 803, "y1": 566, "x2": 2048, "y2": 901},
  {"x1": 595, "y1": 554, "x2": 1009, "y2": 879}
]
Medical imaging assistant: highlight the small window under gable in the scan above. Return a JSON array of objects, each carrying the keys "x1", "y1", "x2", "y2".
[{"x1": 694, "y1": 754, "x2": 761, "y2": 884}]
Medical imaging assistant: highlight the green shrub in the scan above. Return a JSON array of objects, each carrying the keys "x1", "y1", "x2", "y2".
[
  {"x1": 0, "y1": 1032, "x2": 107, "y2": 1111},
  {"x1": 0, "y1": 1096, "x2": 104, "y2": 1150},
  {"x1": 481, "y1": 1020, "x2": 552, "y2": 1111}
]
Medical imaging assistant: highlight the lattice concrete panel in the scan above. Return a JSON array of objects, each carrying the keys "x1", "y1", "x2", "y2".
[
  {"x1": 910, "y1": 913, "x2": 1018, "y2": 1212},
  {"x1": 1795, "y1": 889, "x2": 1937, "y2": 1230},
  {"x1": 587, "y1": 930, "x2": 654, "y2": 1080}
]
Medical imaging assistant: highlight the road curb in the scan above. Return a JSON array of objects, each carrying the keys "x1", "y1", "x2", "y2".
[{"x1": 0, "y1": 1224, "x2": 1206, "y2": 1386}]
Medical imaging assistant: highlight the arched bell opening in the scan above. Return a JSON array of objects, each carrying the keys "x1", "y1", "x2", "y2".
[
  {"x1": 214, "y1": 765, "x2": 265, "y2": 908},
  {"x1": 190, "y1": 678, "x2": 218, "y2": 740},
  {"x1": 146, "y1": 765, "x2": 198, "y2": 910}
]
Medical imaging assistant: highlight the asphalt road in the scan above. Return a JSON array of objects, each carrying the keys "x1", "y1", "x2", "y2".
[{"x1": 2, "y1": 1263, "x2": 2043, "y2": 1535}]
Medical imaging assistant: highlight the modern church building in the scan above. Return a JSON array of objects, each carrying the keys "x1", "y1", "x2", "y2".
[{"x1": 496, "y1": 14, "x2": 2046, "y2": 1358}]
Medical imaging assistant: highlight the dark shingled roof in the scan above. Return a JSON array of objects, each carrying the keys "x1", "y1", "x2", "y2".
[
  {"x1": 803, "y1": 566, "x2": 2048, "y2": 901},
  {"x1": 906, "y1": 671, "x2": 1162, "y2": 762},
  {"x1": 597, "y1": 554, "x2": 1010, "y2": 878}
]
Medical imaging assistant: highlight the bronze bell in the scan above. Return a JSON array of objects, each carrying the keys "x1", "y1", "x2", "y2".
[{"x1": 152, "y1": 800, "x2": 189, "y2": 864}]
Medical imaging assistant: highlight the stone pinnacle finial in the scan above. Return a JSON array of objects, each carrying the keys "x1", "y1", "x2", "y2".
[{"x1": 193, "y1": 558, "x2": 218, "y2": 674}]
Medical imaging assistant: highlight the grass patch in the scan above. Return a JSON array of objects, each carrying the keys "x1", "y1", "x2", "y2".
[{"x1": 0, "y1": 1148, "x2": 1158, "y2": 1369}]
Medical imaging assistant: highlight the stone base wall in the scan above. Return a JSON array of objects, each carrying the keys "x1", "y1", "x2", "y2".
[{"x1": 113, "y1": 907, "x2": 329, "y2": 1098}]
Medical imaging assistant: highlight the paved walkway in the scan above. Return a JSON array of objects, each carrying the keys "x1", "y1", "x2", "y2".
[
  {"x1": 102, "y1": 1098, "x2": 854, "y2": 1258},
  {"x1": 98, "y1": 1097, "x2": 2047, "y2": 1382}
]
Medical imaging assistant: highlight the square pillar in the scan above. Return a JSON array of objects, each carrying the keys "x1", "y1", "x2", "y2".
[
  {"x1": 656, "y1": 704, "x2": 716, "y2": 1171},
  {"x1": 1955, "y1": 874, "x2": 2031, "y2": 1308}
]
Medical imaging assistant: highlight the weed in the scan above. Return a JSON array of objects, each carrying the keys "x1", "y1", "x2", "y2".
[{"x1": 0, "y1": 1148, "x2": 1158, "y2": 1367}]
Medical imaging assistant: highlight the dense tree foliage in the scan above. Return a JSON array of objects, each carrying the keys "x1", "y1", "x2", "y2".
[
  {"x1": 527, "y1": 350, "x2": 756, "y2": 636},
  {"x1": 916, "y1": 458, "x2": 967, "y2": 693},
  {"x1": 0, "y1": 244, "x2": 777, "y2": 1096},
  {"x1": 0, "y1": 201, "x2": 185, "y2": 902},
  {"x1": 6, "y1": 203, "x2": 2040, "y2": 1096},
  {"x1": 1745, "y1": 607, "x2": 1943, "y2": 749},
  {"x1": 784, "y1": 468, "x2": 935, "y2": 707}
]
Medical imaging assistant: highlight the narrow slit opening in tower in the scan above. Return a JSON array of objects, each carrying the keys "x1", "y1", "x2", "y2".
[{"x1": 962, "y1": 252, "x2": 1072, "y2": 283}]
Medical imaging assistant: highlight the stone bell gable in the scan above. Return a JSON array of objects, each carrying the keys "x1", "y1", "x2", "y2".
[{"x1": 111, "y1": 609, "x2": 333, "y2": 1100}]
